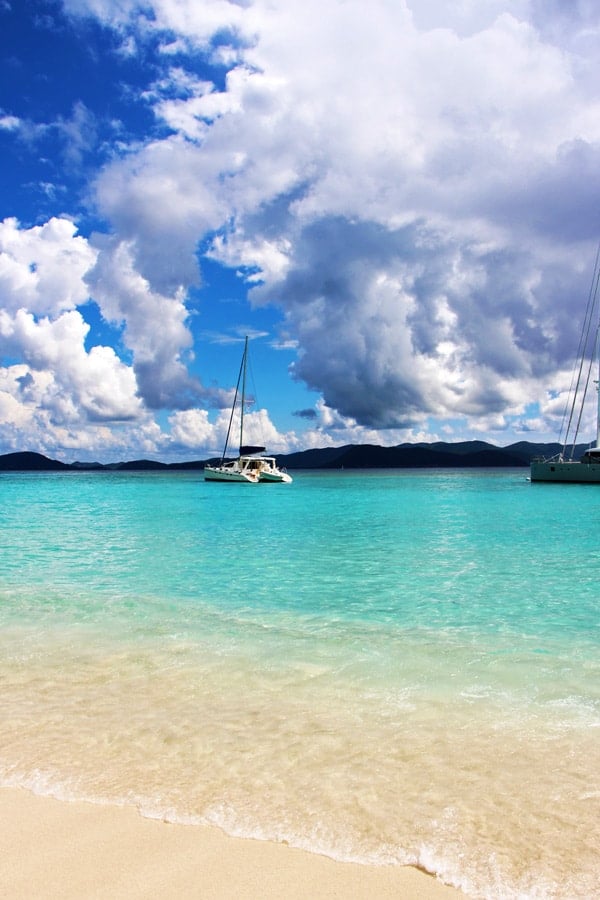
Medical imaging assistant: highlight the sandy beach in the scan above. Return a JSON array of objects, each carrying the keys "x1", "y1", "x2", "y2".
[
  {"x1": 4, "y1": 472, "x2": 597, "y2": 897},
  {"x1": 1, "y1": 787, "x2": 462, "y2": 899}
]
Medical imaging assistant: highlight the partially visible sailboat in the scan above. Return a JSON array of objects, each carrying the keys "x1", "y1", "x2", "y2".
[
  {"x1": 204, "y1": 337, "x2": 293, "y2": 484},
  {"x1": 530, "y1": 246, "x2": 600, "y2": 483}
]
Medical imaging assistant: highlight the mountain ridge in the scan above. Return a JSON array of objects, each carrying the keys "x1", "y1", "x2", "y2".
[{"x1": 0, "y1": 442, "x2": 576, "y2": 472}]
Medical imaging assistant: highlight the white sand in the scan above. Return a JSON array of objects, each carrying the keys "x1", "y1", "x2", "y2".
[{"x1": 1, "y1": 787, "x2": 462, "y2": 899}]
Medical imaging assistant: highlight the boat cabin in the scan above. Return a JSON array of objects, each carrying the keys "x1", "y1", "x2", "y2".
[{"x1": 581, "y1": 447, "x2": 600, "y2": 464}]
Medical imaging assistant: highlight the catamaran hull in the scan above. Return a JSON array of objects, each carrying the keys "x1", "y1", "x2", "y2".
[
  {"x1": 530, "y1": 461, "x2": 600, "y2": 483},
  {"x1": 259, "y1": 471, "x2": 293, "y2": 483},
  {"x1": 204, "y1": 456, "x2": 292, "y2": 483},
  {"x1": 204, "y1": 466, "x2": 257, "y2": 483}
]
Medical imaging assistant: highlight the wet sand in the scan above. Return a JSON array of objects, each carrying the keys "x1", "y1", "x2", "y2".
[{"x1": 1, "y1": 787, "x2": 462, "y2": 899}]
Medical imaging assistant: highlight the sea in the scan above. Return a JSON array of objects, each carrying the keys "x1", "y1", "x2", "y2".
[{"x1": 0, "y1": 468, "x2": 598, "y2": 898}]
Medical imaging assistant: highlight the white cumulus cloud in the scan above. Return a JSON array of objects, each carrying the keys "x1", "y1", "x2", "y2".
[
  {"x1": 0, "y1": 217, "x2": 96, "y2": 316},
  {"x1": 7, "y1": 0, "x2": 600, "y2": 454}
]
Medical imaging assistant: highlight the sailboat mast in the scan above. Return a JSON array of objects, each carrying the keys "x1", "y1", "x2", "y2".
[
  {"x1": 596, "y1": 327, "x2": 600, "y2": 449},
  {"x1": 239, "y1": 336, "x2": 248, "y2": 454},
  {"x1": 219, "y1": 340, "x2": 246, "y2": 464}
]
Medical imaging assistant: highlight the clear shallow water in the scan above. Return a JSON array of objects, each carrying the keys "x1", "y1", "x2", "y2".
[{"x1": 0, "y1": 469, "x2": 599, "y2": 898}]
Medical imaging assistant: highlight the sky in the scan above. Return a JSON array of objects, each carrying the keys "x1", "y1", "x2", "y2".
[{"x1": 1, "y1": 0, "x2": 600, "y2": 462}]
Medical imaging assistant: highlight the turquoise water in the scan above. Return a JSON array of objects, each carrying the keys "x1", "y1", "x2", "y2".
[{"x1": 1, "y1": 469, "x2": 599, "y2": 897}]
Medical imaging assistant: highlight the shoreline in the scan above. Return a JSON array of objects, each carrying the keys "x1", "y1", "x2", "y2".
[{"x1": 1, "y1": 787, "x2": 463, "y2": 899}]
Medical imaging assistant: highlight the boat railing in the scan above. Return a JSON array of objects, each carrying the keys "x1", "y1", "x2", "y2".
[{"x1": 531, "y1": 453, "x2": 564, "y2": 463}]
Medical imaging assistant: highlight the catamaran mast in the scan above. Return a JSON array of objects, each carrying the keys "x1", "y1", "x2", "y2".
[
  {"x1": 219, "y1": 337, "x2": 247, "y2": 464},
  {"x1": 239, "y1": 336, "x2": 248, "y2": 454}
]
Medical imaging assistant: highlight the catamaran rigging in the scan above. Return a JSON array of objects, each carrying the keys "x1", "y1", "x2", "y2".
[{"x1": 204, "y1": 337, "x2": 292, "y2": 484}]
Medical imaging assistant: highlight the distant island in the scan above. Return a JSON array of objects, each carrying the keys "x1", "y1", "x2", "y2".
[{"x1": 0, "y1": 441, "x2": 580, "y2": 472}]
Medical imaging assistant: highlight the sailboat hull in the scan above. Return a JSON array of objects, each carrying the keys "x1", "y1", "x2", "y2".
[
  {"x1": 530, "y1": 460, "x2": 600, "y2": 483},
  {"x1": 259, "y1": 469, "x2": 293, "y2": 483},
  {"x1": 204, "y1": 465, "x2": 257, "y2": 483}
]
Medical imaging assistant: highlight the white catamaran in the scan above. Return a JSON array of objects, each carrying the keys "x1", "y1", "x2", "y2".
[
  {"x1": 530, "y1": 246, "x2": 600, "y2": 483},
  {"x1": 204, "y1": 337, "x2": 293, "y2": 484}
]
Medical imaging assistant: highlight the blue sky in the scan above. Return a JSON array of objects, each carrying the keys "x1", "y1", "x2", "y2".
[{"x1": 1, "y1": 0, "x2": 600, "y2": 462}]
